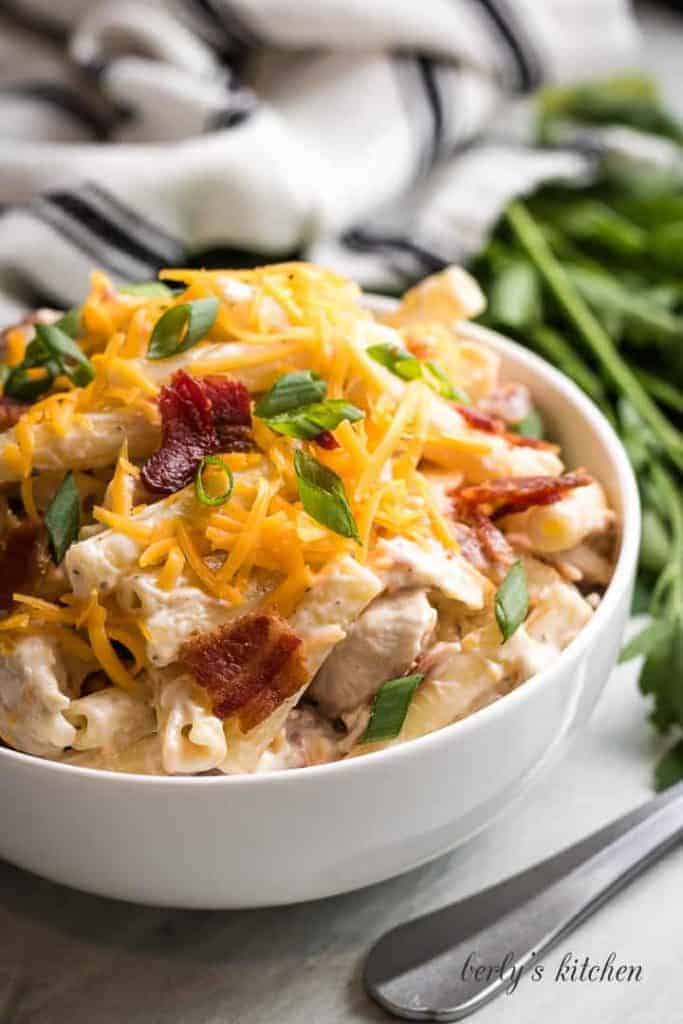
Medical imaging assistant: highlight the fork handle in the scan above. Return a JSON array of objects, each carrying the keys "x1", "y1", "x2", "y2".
[{"x1": 365, "y1": 781, "x2": 683, "y2": 1021}]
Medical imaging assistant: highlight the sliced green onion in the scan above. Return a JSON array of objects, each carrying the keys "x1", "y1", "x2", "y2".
[
  {"x1": 3, "y1": 366, "x2": 54, "y2": 402},
  {"x1": 33, "y1": 323, "x2": 95, "y2": 387},
  {"x1": 293, "y1": 449, "x2": 360, "y2": 542},
  {"x1": 263, "y1": 399, "x2": 363, "y2": 440},
  {"x1": 367, "y1": 342, "x2": 422, "y2": 381},
  {"x1": 361, "y1": 674, "x2": 423, "y2": 743},
  {"x1": 45, "y1": 471, "x2": 81, "y2": 564},
  {"x1": 54, "y1": 307, "x2": 82, "y2": 338},
  {"x1": 147, "y1": 297, "x2": 218, "y2": 360},
  {"x1": 194, "y1": 455, "x2": 234, "y2": 507},
  {"x1": 495, "y1": 560, "x2": 529, "y2": 642},
  {"x1": 255, "y1": 370, "x2": 327, "y2": 418},
  {"x1": 120, "y1": 281, "x2": 174, "y2": 298},
  {"x1": 368, "y1": 343, "x2": 467, "y2": 402},
  {"x1": 514, "y1": 407, "x2": 544, "y2": 439},
  {"x1": 424, "y1": 361, "x2": 470, "y2": 403},
  {"x1": 4, "y1": 319, "x2": 92, "y2": 399}
]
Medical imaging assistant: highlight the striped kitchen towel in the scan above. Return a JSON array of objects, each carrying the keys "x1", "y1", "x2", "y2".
[{"x1": 0, "y1": 0, "x2": 639, "y2": 320}]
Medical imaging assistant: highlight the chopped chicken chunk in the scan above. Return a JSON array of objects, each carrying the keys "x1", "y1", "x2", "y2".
[
  {"x1": 372, "y1": 536, "x2": 490, "y2": 609},
  {"x1": 310, "y1": 589, "x2": 436, "y2": 718}
]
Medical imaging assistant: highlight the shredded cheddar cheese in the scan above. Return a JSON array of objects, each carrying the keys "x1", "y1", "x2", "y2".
[
  {"x1": 262, "y1": 554, "x2": 314, "y2": 618},
  {"x1": 0, "y1": 260, "x2": 519, "y2": 710},
  {"x1": 157, "y1": 545, "x2": 185, "y2": 590},
  {"x1": 107, "y1": 624, "x2": 147, "y2": 675},
  {"x1": 45, "y1": 624, "x2": 96, "y2": 662},
  {"x1": 20, "y1": 477, "x2": 38, "y2": 521},
  {"x1": 14, "y1": 416, "x2": 34, "y2": 479},
  {"x1": 93, "y1": 507, "x2": 154, "y2": 542},
  {"x1": 84, "y1": 590, "x2": 139, "y2": 694},
  {"x1": 217, "y1": 477, "x2": 275, "y2": 587},
  {"x1": 356, "y1": 381, "x2": 423, "y2": 499},
  {"x1": 5, "y1": 328, "x2": 27, "y2": 367},
  {"x1": 13, "y1": 594, "x2": 77, "y2": 624},
  {"x1": 176, "y1": 521, "x2": 230, "y2": 600},
  {"x1": 139, "y1": 536, "x2": 177, "y2": 568},
  {"x1": 107, "y1": 441, "x2": 134, "y2": 517},
  {"x1": 0, "y1": 612, "x2": 30, "y2": 631}
]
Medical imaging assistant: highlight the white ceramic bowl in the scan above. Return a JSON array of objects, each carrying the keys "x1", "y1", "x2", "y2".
[{"x1": 0, "y1": 323, "x2": 640, "y2": 908}]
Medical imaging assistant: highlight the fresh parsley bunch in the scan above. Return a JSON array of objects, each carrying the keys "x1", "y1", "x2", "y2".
[{"x1": 470, "y1": 75, "x2": 683, "y2": 788}]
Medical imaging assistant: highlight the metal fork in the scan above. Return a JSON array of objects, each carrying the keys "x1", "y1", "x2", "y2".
[{"x1": 364, "y1": 780, "x2": 683, "y2": 1020}]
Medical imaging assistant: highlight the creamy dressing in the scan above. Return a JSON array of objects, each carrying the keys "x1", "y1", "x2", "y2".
[
  {"x1": 0, "y1": 635, "x2": 76, "y2": 757},
  {"x1": 372, "y1": 535, "x2": 489, "y2": 609}
]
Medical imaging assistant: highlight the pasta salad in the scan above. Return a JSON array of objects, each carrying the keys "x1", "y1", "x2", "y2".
[{"x1": 0, "y1": 263, "x2": 617, "y2": 774}]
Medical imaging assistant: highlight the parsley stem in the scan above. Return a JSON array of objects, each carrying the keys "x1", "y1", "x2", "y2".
[
  {"x1": 650, "y1": 462, "x2": 683, "y2": 614},
  {"x1": 506, "y1": 201, "x2": 683, "y2": 472}
]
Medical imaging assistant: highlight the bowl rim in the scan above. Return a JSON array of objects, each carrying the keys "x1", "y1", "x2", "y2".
[{"x1": 0, "y1": 321, "x2": 641, "y2": 787}]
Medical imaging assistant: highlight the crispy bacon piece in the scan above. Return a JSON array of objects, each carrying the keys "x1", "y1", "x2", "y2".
[
  {"x1": 455, "y1": 404, "x2": 504, "y2": 434},
  {"x1": 200, "y1": 375, "x2": 253, "y2": 450},
  {"x1": 141, "y1": 370, "x2": 252, "y2": 494},
  {"x1": 0, "y1": 521, "x2": 66, "y2": 611},
  {"x1": 181, "y1": 611, "x2": 308, "y2": 731},
  {"x1": 503, "y1": 432, "x2": 557, "y2": 451},
  {"x1": 453, "y1": 514, "x2": 515, "y2": 577},
  {"x1": 0, "y1": 396, "x2": 28, "y2": 430},
  {"x1": 454, "y1": 404, "x2": 557, "y2": 452},
  {"x1": 0, "y1": 521, "x2": 41, "y2": 611},
  {"x1": 451, "y1": 470, "x2": 592, "y2": 521},
  {"x1": 141, "y1": 372, "x2": 212, "y2": 494},
  {"x1": 312, "y1": 429, "x2": 339, "y2": 450}
]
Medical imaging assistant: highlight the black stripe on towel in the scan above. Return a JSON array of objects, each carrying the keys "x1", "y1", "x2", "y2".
[
  {"x1": 43, "y1": 191, "x2": 183, "y2": 271},
  {"x1": 208, "y1": 106, "x2": 253, "y2": 130},
  {"x1": 185, "y1": 0, "x2": 261, "y2": 64},
  {"x1": 472, "y1": 0, "x2": 542, "y2": 92},
  {"x1": 0, "y1": 83, "x2": 113, "y2": 140},
  {"x1": 211, "y1": 0, "x2": 262, "y2": 48},
  {"x1": 30, "y1": 203, "x2": 159, "y2": 280},
  {"x1": 416, "y1": 58, "x2": 444, "y2": 167},
  {"x1": 81, "y1": 185, "x2": 185, "y2": 264},
  {"x1": 343, "y1": 229, "x2": 448, "y2": 276},
  {"x1": 205, "y1": 82, "x2": 258, "y2": 131}
]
